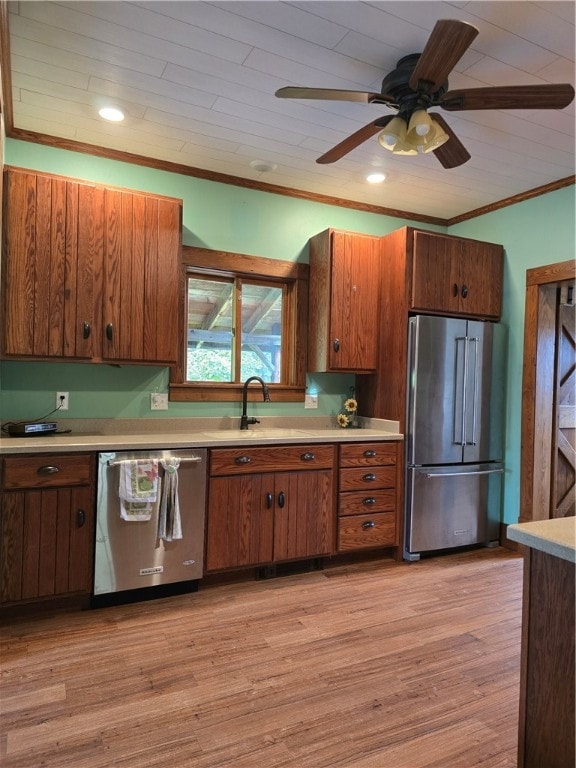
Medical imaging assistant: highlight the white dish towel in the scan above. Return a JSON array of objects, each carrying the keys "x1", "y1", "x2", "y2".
[
  {"x1": 118, "y1": 459, "x2": 159, "y2": 521},
  {"x1": 158, "y1": 458, "x2": 182, "y2": 541}
]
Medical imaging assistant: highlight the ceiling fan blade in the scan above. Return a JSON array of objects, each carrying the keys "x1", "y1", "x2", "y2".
[
  {"x1": 409, "y1": 20, "x2": 479, "y2": 93},
  {"x1": 429, "y1": 114, "x2": 471, "y2": 169},
  {"x1": 276, "y1": 86, "x2": 386, "y2": 104},
  {"x1": 441, "y1": 84, "x2": 575, "y2": 111},
  {"x1": 316, "y1": 116, "x2": 394, "y2": 164}
]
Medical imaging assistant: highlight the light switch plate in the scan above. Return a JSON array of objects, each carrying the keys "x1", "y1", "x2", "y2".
[{"x1": 304, "y1": 394, "x2": 318, "y2": 409}]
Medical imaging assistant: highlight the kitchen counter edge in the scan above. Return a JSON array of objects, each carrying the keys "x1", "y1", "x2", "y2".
[
  {"x1": 507, "y1": 517, "x2": 576, "y2": 564},
  {"x1": 0, "y1": 425, "x2": 403, "y2": 455}
]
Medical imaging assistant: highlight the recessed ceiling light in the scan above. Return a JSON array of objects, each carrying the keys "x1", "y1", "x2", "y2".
[
  {"x1": 98, "y1": 106, "x2": 125, "y2": 122},
  {"x1": 366, "y1": 172, "x2": 386, "y2": 184},
  {"x1": 249, "y1": 160, "x2": 277, "y2": 173}
]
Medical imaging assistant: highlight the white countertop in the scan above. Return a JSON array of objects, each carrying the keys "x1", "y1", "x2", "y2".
[
  {"x1": 0, "y1": 417, "x2": 403, "y2": 455},
  {"x1": 507, "y1": 517, "x2": 576, "y2": 564}
]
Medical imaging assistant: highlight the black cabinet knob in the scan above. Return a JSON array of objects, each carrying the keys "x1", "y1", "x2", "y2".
[
  {"x1": 461, "y1": 284, "x2": 469, "y2": 299},
  {"x1": 300, "y1": 452, "x2": 315, "y2": 462},
  {"x1": 82, "y1": 322, "x2": 91, "y2": 339},
  {"x1": 37, "y1": 465, "x2": 60, "y2": 475},
  {"x1": 361, "y1": 520, "x2": 376, "y2": 530},
  {"x1": 362, "y1": 473, "x2": 377, "y2": 482},
  {"x1": 278, "y1": 491, "x2": 285, "y2": 508},
  {"x1": 333, "y1": 339, "x2": 340, "y2": 352},
  {"x1": 234, "y1": 455, "x2": 252, "y2": 465}
]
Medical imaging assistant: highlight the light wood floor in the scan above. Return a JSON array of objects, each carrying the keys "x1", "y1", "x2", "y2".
[{"x1": 0, "y1": 547, "x2": 523, "y2": 768}]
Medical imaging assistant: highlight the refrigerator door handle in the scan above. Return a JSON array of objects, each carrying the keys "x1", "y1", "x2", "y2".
[
  {"x1": 454, "y1": 336, "x2": 467, "y2": 447},
  {"x1": 467, "y1": 337, "x2": 480, "y2": 446},
  {"x1": 421, "y1": 468, "x2": 504, "y2": 479}
]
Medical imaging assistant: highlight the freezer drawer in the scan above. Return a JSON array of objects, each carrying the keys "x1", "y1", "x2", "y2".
[{"x1": 404, "y1": 463, "x2": 502, "y2": 560}]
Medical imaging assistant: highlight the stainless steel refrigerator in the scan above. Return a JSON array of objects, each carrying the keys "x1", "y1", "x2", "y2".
[{"x1": 404, "y1": 315, "x2": 504, "y2": 561}]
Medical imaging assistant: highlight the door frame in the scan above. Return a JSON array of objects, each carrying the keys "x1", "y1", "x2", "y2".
[{"x1": 520, "y1": 260, "x2": 575, "y2": 522}]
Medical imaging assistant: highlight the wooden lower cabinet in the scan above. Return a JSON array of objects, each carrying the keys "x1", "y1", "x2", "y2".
[
  {"x1": 206, "y1": 445, "x2": 336, "y2": 572},
  {"x1": 337, "y1": 442, "x2": 401, "y2": 553},
  {"x1": 0, "y1": 454, "x2": 96, "y2": 605}
]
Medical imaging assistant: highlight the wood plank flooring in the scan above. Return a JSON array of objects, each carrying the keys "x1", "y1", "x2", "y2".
[{"x1": 0, "y1": 547, "x2": 523, "y2": 768}]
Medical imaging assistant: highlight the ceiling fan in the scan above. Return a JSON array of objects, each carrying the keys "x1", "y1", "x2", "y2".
[{"x1": 275, "y1": 19, "x2": 575, "y2": 169}]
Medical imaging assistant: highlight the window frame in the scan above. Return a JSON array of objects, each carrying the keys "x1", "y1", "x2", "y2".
[{"x1": 170, "y1": 246, "x2": 308, "y2": 402}]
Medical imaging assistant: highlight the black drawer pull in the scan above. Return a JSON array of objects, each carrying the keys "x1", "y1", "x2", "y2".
[
  {"x1": 77, "y1": 509, "x2": 86, "y2": 528},
  {"x1": 363, "y1": 450, "x2": 376, "y2": 458},
  {"x1": 300, "y1": 452, "x2": 315, "y2": 462},
  {"x1": 37, "y1": 465, "x2": 60, "y2": 475},
  {"x1": 452, "y1": 283, "x2": 459, "y2": 297},
  {"x1": 278, "y1": 491, "x2": 285, "y2": 508},
  {"x1": 234, "y1": 456, "x2": 252, "y2": 465},
  {"x1": 362, "y1": 497, "x2": 377, "y2": 505},
  {"x1": 362, "y1": 520, "x2": 376, "y2": 530},
  {"x1": 461, "y1": 284, "x2": 469, "y2": 299},
  {"x1": 82, "y1": 321, "x2": 91, "y2": 339},
  {"x1": 106, "y1": 323, "x2": 113, "y2": 341},
  {"x1": 266, "y1": 492, "x2": 273, "y2": 509},
  {"x1": 333, "y1": 338, "x2": 340, "y2": 352},
  {"x1": 362, "y1": 473, "x2": 377, "y2": 482}
]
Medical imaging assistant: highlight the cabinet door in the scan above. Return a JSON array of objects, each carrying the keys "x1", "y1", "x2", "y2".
[
  {"x1": 308, "y1": 230, "x2": 380, "y2": 372},
  {"x1": 206, "y1": 474, "x2": 274, "y2": 571},
  {"x1": 2, "y1": 170, "x2": 100, "y2": 359},
  {"x1": 411, "y1": 231, "x2": 503, "y2": 319},
  {"x1": 103, "y1": 190, "x2": 181, "y2": 364},
  {"x1": 273, "y1": 470, "x2": 334, "y2": 561},
  {"x1": 329, "y1": 232, "x2": 380, "y2": 371},
  {"x1": 0, "y1": 486, "x2": 95, "y2": 603}
]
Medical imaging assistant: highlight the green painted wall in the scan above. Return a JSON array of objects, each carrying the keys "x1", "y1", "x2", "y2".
[
  {"x1": 2, "y1": 139, "x2": 574, "y2": 527},
  {"x1": 449, "y1": 185, "x2": 576, "y2": 524}
]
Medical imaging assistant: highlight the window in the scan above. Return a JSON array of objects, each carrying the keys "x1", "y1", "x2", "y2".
[
  {"x1": 170, "y1": 246, "x2": 308, "y2": 402},
  {"x1": 186, "y1": 275, "x2": 284, "y2": 383}
]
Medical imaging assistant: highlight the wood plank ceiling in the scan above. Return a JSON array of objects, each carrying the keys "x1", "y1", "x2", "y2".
[{"x1": 3, "y1": 1, "x2": 575, "y2": 221}]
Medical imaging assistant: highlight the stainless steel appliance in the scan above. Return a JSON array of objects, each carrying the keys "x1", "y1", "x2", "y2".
[
  {"x1": 404, "y1": 315, "x2": 504, "y2": 561},
  {"x1": 94, "y1": 449, "x2": 207, "y2": 603}
]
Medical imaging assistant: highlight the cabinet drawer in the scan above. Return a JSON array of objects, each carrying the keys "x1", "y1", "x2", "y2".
[
  {"x1": 338, "y1": 512, "x2": 396, "y2": 551},
  {"x1": 338, "y1": 489, "x2": 396, "y2": 516},
  {"x1": 339, "y1": 442, "x2": 398, "y2": 467},
  {"x1": 339, "y1": 466, "x2": 396, "y2": 491},
  {"x1": 2, "y1": 454, "x2": 93, "y2": 489},
  {"x1": 210, "y1": 444, "x2": 335, "y2": 476}
]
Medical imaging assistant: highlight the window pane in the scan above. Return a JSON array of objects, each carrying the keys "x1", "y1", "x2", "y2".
[
  {"x1": 187, "y1": 277, "x2": 234, "y2": 382},
  {"x1": 240, "y1": 283, "x2": 283, "y2": 382}
]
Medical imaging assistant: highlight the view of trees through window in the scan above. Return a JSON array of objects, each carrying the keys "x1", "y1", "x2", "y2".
[{"x1": 186, "y1": 274, "x2": 283, "y2": 383}]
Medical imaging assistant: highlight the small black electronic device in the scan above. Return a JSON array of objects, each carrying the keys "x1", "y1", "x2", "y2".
[{"x1": 7, "y1": 422, "x2": 58, "y2": 436}]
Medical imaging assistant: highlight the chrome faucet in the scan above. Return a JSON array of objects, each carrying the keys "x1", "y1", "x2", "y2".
[{"x1": 240, "y1": 376, "x2": 271, "y2": 430}]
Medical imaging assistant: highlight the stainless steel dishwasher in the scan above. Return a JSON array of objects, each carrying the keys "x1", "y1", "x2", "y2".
[{"x1": 93, "y1": 448, "x2": 207, "y2": 605}]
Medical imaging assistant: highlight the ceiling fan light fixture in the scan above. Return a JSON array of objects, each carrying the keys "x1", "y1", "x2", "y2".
[
  {"x1": 378, "y1": 116, "x2": 408, "y2": 149},
  {"x1": 417, "y1": 118, "x2": 450, "y2": 153},
  {"x1": 407, "y1": 109, "x2": 433, "y2": 139}
]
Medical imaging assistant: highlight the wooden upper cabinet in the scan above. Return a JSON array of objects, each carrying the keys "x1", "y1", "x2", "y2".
[
  {"x1": 103, "y1": 190, "x2": 180, "y2": 364},
  {"x1": 411, "y1": 230, "x2": 503, "y2": 319},
  {"x1": 2, "y1": 167, "x2": 182, "y2": 365},
  {"x1": 2, "y1": 170, "x2": 101, "y2": 359},
  {"x1": 308, "y1": 229, "x2": 381, "y2": 372}
]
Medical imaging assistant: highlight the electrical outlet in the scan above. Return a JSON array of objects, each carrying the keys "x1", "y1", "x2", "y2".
[
  {"x1": 56, "y1": 391, "x2": 69, "y2": 410},
  {"x1": 150, "y1": 392, "x2": 169, "y2": 410},
  {"x1": 304, "y1": 393, "x2": 318, "y2": 409}
]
